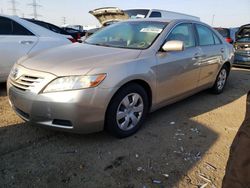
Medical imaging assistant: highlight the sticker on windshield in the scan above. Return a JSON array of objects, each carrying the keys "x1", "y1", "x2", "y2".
[{"x1": 140, "y1": 28, "x2": 163, "y2": 33}]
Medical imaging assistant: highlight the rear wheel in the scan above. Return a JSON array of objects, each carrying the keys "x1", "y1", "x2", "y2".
[
  {"x1": 105, "y1": 83, "x2": 149, "y2": 138},
  {"x1": 211, "y1": 65, "x2": 229, "y2": 94}
]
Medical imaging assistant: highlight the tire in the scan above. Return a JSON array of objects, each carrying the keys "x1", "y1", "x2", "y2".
[
  {"x1": 211, "y1": 65, "x2": 229, "y2": 94},
  {"x1": 105, "y1": 83, "x2": 149, "y2": 138}
]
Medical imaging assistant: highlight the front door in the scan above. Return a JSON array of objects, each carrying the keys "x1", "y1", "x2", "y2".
[{"x1": 156, "y1": 23, "x2": 202, "y2": 103}]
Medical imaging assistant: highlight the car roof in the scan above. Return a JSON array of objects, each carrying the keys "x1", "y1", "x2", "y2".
[
  {"x1": 0, "y1": 14, "x2": 67, "y2": 38},
  {"x1": 121, "y1": 18, "x2": 204, "y2": 25}
]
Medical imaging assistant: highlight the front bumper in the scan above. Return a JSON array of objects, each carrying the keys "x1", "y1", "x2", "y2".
[{"x1": 7, "y1": 81, "x2": 114, "y2": 134}]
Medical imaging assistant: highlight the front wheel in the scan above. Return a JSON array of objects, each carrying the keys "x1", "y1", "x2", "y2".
[
  {"x1": 105, "y1": 84, "x2": 149, "y2": 138},
  {"x1": 211, "y1": 65, "x2": 229, "y2": 94}
]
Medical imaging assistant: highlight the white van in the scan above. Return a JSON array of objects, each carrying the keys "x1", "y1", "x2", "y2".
[{"x1": 124, "y1": 9, "x2": 200, "y2": 21}]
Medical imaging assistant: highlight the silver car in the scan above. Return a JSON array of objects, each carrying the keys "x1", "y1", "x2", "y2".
[{"x1": 7, "y1": 19, "x2": 234, "y2": 138}]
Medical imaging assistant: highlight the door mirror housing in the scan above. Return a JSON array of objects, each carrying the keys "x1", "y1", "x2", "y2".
[{"x1": 162, "y1": 40, "x2": 184, "y2": 52}]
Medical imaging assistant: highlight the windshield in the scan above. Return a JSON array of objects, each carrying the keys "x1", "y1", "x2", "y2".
[
  {"x1": 124, "y1": 9, "x2": 150, "y2": 19},
  {"x1": 85, "y1": 21, "x2": 167, "y2": 50}
]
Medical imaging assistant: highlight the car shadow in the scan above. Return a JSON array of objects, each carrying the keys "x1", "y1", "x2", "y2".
[
  {"x1": 0, "y1": 68, "x2": 250, "y2": 187},
  {"x1": 0, "y1": 83, "x2": 7, "y2": 96}
]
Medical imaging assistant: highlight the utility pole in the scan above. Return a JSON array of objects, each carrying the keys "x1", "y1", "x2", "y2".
[
  {"x1": 211, "y1": 14, "x2": 215, "y2": 26},
  {"x1": 9, "y1": 0, "x2": 18, "y2": 15},
  {"x1": 62, "y1": 17, "x2": 66, "y2": 25},
  {"x1": 28, "y1": 0, "x2": 42, "y2": 19}
]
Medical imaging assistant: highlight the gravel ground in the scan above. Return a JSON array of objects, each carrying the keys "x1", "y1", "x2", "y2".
[{"x1": 0, "y1": 67, "x2": 250, "y2": 188}]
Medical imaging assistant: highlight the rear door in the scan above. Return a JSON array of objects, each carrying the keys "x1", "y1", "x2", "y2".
[
  {"x1": 0, "y1": 17, "x2": 38, "y2": 81},
  {"x1": 194, "y1": 24, "x2": 224, "y2": 87}
]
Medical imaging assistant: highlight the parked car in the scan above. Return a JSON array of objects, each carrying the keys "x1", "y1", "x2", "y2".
[
  {"x1": 8, "y1": 19, "x2": 234, "y2": 138},
  {"x1": 230, "y1": 27, "x2": 239, "y2": 43},
  {"x1": 84, "y1": 7, "x2": 200, "y2": 38},
  {"x1": 61, "y1": 27, "x2": 86, "y2": 40},
  {"x1": 24, "y1": 19, "x2": 78, "y2": 42},
  {"x1": 214, "y1": 27, "x2": 234, "y2": 44},
  {"x1": 82, "y1": 7, "x2": 128, "y2": 39},
  {"x1": 89, "y1": 7, "x2": 129, "y2": 26},
  {"x1": 124, "y1": 8, "x2": 200, "y2": 21},
  {"x1": 234, "y1": 24, "x2": 250, "y2": 67},
  {"x1": 0, "y1": 15, "x2": 71, "y2": 82}
]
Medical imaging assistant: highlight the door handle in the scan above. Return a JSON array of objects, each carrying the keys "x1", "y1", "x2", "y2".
[
  {"x1": 220, "y1": 48, "x2": 225, "y2": 53},
  {"x1": 19, "y1": 41, "x2": 34, "y2": 45},
  {"x1": 192, "y1": 53, "x2": 202, "y2": 60}
]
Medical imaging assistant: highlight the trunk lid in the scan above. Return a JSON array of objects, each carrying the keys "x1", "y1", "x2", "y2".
[{"x1": 89, "y1": 7, "x2": 129, "y2": 26}]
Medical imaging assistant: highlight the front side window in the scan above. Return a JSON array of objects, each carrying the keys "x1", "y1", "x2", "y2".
[
  {"x1": 196, "y1": 24, "x2": 215, "y2": 46},
  {"x1": 167, "y1": 23, "x2": 195, "y2": 48},
  {"x1": 149, "y1": 11, "x2": 162, "y2": 18},
  {"x1": 85, "y1": 21, "x2": 167, "y2": 50},
  {"x1": 0, "y1": 17, "x2": 12, "y2": 35}
]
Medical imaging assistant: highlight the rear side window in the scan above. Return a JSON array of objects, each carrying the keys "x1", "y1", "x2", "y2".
[
  {"x1": 167, "y1": 23, "x2": 195, "y2": 48},
  {"x1": 0, "y1": 17, "x2": 12, "y2": 34},
  {"x1": 0, "y1": 17, "x2": 34, "y2": 36},
  {"x1": 196, "y1": 24, "x2": 215, "y2": 46},
  {"x1": 149, "y1": 11, "x2": 162, "y2": 18},
  {"x1": 213, "y1": 33, "x2": 221, "y2": 45},
  {"x1": 12, "y1": 21, "x2": 34, "y2": 35}
]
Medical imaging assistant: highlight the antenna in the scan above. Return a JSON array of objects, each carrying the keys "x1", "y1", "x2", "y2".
[
  {"x1": 9, "y1": 0, "x2": 18, "y2": 15},
  {"x1": 28, "y1": 0, "x2": 42, "y2": 19}
]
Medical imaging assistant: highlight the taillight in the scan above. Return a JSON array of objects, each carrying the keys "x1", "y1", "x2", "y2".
[
  {"x1": 225, "y1": 37, "x2": 233, "y2": 43},
  {"x1": 77, "y1": 33, "x2": 81, "y2": 40},
  {"x1": 68, "y1": 38, "x2": 77, "y2": 43}
]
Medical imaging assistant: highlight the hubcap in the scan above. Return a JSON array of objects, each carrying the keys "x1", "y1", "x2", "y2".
[
  {"x1": 217, "y1": 69, "x2": 227, "y2": 90},
  {"x1": 116, "y1": 93, "x2": 144, "y2": 131}
]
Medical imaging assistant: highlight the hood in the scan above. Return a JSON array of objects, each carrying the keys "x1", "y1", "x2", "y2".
[
  {"x1": 89, "y1": 7, "x2": 129, "y2": 26},
  {"x1": 236, "y1": 24, "x2": 250, "y2": 41},
  {"x1": 19, "y1": 43, "x2": 141, "y2": 76}
]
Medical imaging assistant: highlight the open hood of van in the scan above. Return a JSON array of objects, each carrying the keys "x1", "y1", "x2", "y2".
[
  {"x1": 89, "y1": 7, "x2": 129, "y2": 26},
  {"x1": 236, "y1": 24, "x2": 250, "y2": 41}
]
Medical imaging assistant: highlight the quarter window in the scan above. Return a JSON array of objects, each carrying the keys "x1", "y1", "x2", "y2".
[
  {"x1": 196, "y1": 24, "x2": 215, "y2": 46},
  {"x1": 213, "y1": 33, "x2": 221, "y2": 45},
  {"x1": 167, "y1": 23, "x2": 195, "y2": 48}
]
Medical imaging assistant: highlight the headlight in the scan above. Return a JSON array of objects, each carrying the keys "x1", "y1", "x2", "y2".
[{"x1": 43, "y1": 74, "x2": 106, "y2": 93}]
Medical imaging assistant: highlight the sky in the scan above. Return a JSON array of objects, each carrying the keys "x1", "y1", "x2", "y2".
[{"x1": 0, "y1": 0, "x2": 250, "y2": 28}]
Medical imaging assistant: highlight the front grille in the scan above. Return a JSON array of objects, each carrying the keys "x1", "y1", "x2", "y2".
[{"x1": 10, "y1": 75, "x2": 44, "y2": 91}]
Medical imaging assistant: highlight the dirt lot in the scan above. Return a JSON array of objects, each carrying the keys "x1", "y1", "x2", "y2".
[{"x1": 0, "y1": 68, "x2": 250, "y2": 188}]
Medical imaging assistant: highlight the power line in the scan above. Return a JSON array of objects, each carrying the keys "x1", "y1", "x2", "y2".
[{"x1": 28, "y1": 0, "x2": 42, "y2": 19}]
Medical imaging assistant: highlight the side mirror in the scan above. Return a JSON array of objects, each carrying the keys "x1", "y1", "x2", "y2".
[{"x1": 162, "y1": 40, "x2": 184, "y2": 52}]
